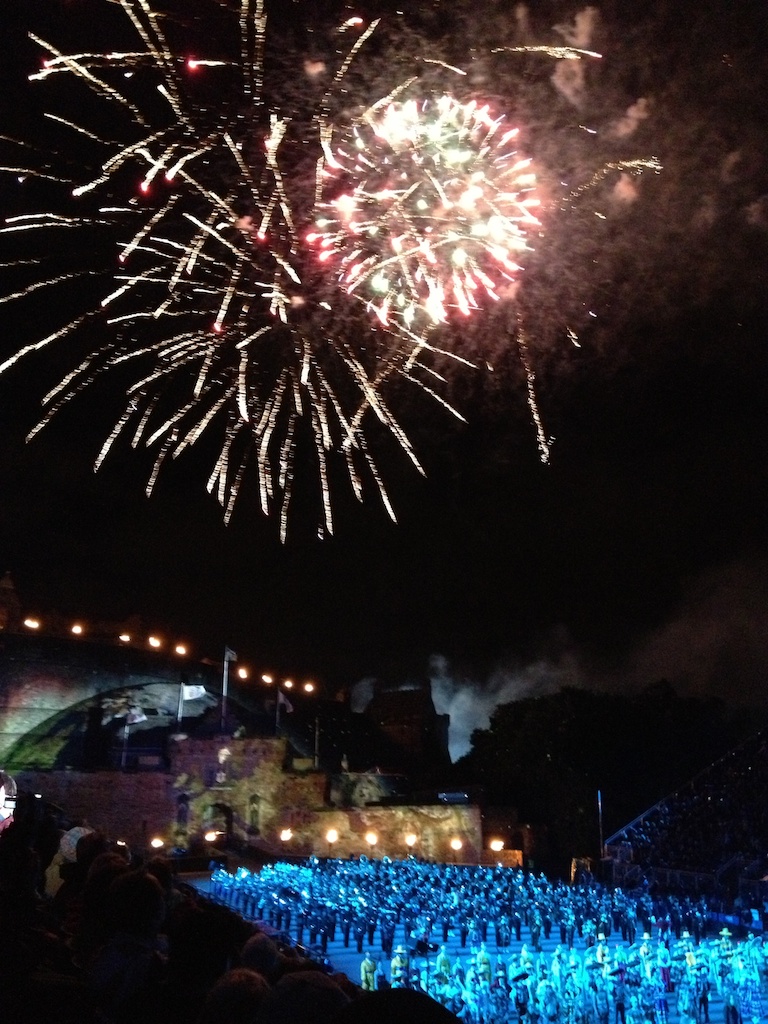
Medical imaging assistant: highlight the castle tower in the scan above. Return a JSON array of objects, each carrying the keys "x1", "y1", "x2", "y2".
[{"x1": 364, "y1": 674, "x2": 451, "y2": 772}]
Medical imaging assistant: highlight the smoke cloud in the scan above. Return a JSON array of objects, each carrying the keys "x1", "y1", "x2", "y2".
[
  {"x1": 349, "y1": 676, "x2": 375, "y2": 713},
  {"x1": 551, "y1": 7, "x2": 600, "y2": 107},
  {"x1": 428, "y1": 651, "x2": 580, "y2": 761},
  {"x1": 604, "y1": 557, "x2": 768, "y2": 707},
  {"x1": 611, "y1": 173, "x2": 640, "y2": 205},
  {"x1": 610, "y1": 98, "x2": 652, "y2": 140},
  {"x1": 423, "y1": 558, "x2": 768, "y2": 763}
]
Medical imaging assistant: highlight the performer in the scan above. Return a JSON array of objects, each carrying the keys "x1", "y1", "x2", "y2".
[
  {"x1": 497, "y1": 914, "x2": 512, "y2": 952},
  {"x1": 538, "y1": 975, "x2": 560, "y2": 1024},
  {"x1": 391, "y1": 944, "x2": 410, "y2": 988},
  {"x1": 653, "y1": 969, "x2": 670, "y2": 1024},
  {"x1": 380, "y1": 912, "x2": 395, "y2": 956},
  {"x1": 514, "y1": 974, "x2": 532, "y2": 1024},
  {"x1": 738, "y1": 964, "x2": 763, "y2": 1024},
  {"x1": 658, "y1": 939, "x2": 672, "y2": 993},
  {"x1": 477, "y1": 941, "x2": 492, "y2": 984},
  {"x1": 639, "y1": 933, "x2": 654, "y2": 980},
  {"x1": 436, "y1": 944, "x2": 452, "y2": 980},
  {"x1": 360, "y1": 950, "x2": 377, "y2": 992},
  {"x1": 693, "y1": 962, "x2": 710, "y2": 1024},
  {"x1": 676, "y1": 975, "x2": 696, "y2": 1024},
  {"x1": 722, "y1": 974, "x2": 741, "y2": 1024},
  {"x1": 589, "y1": 977, "x2": 610, "y2": 1024},
  {"x1": 612, "y1": 970, "x2": 628, "y2": 1024}
]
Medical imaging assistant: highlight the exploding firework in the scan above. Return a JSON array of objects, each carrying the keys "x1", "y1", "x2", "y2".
[
  {"x1": 310, "y1": 95, "x2": 540, "y2": 333},
  {"x1": 0, "y1": 1, "x2": 659, "y2": 539},
  {"x1": 0, "y1": 4, "x2": 440, "y2": 540}
]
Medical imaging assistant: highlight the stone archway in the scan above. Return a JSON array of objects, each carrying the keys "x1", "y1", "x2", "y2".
[{"x1": 208, "y1": 801, "x2": 234, "y2": 847}]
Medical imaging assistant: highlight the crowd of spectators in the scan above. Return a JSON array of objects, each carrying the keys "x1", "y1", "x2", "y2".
[
  {"x1": 0, "y1": 791, "x2": 454, "y2": 1024},
  {"x1": 609, "y1": 734, "x2": 768, "y2": 877}
]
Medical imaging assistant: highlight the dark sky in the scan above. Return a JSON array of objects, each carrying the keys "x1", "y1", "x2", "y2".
[{"x1": 1, "y1": 0, "x2": 767, "y2": 747}]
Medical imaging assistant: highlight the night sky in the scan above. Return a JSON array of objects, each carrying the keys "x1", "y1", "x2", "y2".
[{"x1": 1, "y1": 0, "x2": 767, "y2": 754}]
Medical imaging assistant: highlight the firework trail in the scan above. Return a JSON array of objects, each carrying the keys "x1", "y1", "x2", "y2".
[{"x1": 0, "y1": 1, "x2": 658, "y2": 539}]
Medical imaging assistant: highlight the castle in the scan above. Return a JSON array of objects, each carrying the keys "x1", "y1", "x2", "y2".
[{"x1": 0, "y1": 573, "x2": 524, "y2": 865}]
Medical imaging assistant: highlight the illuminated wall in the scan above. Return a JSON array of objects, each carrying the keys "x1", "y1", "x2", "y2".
[
  {"x1": 0, "y1": 633, "x2": 215, "y2": 768},
  {"x1": 2, "y1": 635, "x2": 491, "y2": 862},
  {"x1": 16, "y1": 735, "x2": 485, "y2": 860}
]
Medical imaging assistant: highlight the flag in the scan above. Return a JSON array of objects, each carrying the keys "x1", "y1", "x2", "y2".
[
  {"x1": 182, "y1": 684, "x2": 207, "y2": 701},
  {"x1": 224, "y1": 647, "x2": 237, "y2": 661},
  {"x1": 277, "y1": 690, "x2": 294, "y2": 713},
  {"x1": 126, "y1": 706, "x2": 148, "y2": 725}
]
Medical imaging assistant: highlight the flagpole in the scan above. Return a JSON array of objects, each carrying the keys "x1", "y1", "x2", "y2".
[
  {"x1": 274, "y1": 686, "x2": 292, "y2": 735},
  {"x1": 597, "y1": 789, "x2": 604, "y2": 860},
  {"x1": 121, "y1": 720, "x2": 129, "y2": 771},
  {"x1": 176, "y1": 677, "x2": 185, "y2": 727},
  {"x1": 221, "y1": 650, "x2": 231, "y2": 735}
]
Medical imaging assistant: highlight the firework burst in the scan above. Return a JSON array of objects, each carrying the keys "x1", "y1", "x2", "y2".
[
  {"x1": 0, "y1": 1, "x2": 659, "y2": 539},
  {"x1": 310, "y1": 95, "x2": 541, "y2": 334}
]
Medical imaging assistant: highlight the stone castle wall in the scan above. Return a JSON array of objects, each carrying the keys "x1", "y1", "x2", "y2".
[
  {"x1": 17, "y1": 735, "x2": 488, "y2": 861},
  {"x1": 16, "y1": 768, "x2": 176, "y2": 849}
]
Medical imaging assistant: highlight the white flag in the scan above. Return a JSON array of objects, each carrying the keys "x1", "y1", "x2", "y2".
[
  {"x1": 277, "y1": 690, "x2": 294, "y2": 713},
  {"x1": 182, "y1": 684, "x2": 207, "y2": 701},
  {"x1": 126, "y1": 707, "x2": 148, "y2": 725}
]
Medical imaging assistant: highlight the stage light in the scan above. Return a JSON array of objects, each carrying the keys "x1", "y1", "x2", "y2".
[{"x1": 325, "y1": 828, "x2": 339, "y2": 857}]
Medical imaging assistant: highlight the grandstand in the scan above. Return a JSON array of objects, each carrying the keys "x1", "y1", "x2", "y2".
[{"x1": 605, "y1": 726, "x2": 768, "y2": 897}]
